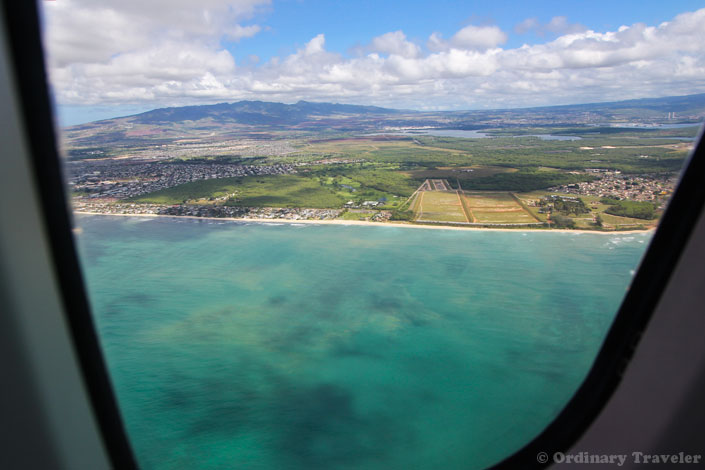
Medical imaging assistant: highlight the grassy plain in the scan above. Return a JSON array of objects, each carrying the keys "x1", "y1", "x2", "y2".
[
  {"x1": 308, "y1": 164, "x2": 418, "y2": 203},
  {"x1": 294, "y1": 138, "x2": 460, "y2": 166},
  {"x1": 338, "y1": 210, "x2": 378, "y2": 221},
  {"x1": 130, "y1": 175, "x2": 346, "y2": 208},
  {"x1": 403, "y1": 166, "x2": 515, "y2": 181},
  {"x1": 412, "y1": 134, "x2": 691, "y2": 173},
  {"x1": 130, "y1": 167, "x2": 416, "y2": 209},
  {"x1": 415, "y1": 191, "x2": 469, "y2": 223},
  {"x1": 462, "y1": 192, "x2": 538, "y2": 224}
]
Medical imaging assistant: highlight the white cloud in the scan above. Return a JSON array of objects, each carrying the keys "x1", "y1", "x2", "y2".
[
  {"x1": 41, "y1": 0, "x2": 267, "y2": 104},
  {"x1": 545, "y1": 16, "x2": 587, "y2": 35},
  {"x1": 225, "y1": 24, "x2": 262, "y2": 42},
  {"x1": 515, "y1": 16, "x2": 587, "y2": 36},
  {"x1": 370, "y1": 31, "x2": 421, "y2": 58},
  {"x1": 450, "y1": 25, "x2": 507, "y2": 50},
  {"x1": 41, "y1": 4, "x2": 705, "y2": 113},
  {"x1": 304, "y1": 34, "x2": 326, "y2": 55},
  {"x1": 514, "y1": 18, "x2": 540, "y2": 35},
  {"x1": 427, "y1": 25, "x2": 507, "y2": 52}
]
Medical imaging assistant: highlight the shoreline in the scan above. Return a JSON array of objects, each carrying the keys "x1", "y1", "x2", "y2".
[{"x1": 73, "y1": 211, "x2": 656, "y2": 235}]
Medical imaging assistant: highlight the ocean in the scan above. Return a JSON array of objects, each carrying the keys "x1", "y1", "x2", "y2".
[{"x1": 74, "y1": 215, "x2": 650, "y2": 469}]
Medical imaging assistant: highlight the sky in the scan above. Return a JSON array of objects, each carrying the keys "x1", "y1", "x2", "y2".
[{"x1": 39, "y1": 0, "x2": 705, "y2": 125}]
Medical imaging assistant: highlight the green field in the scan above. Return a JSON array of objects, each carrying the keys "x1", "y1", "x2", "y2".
[
  {"x1": 471, "y1": 210, "x2": 536, "y2": 223},
  {"x1": 462, "y1": 192, "x2": 538, "y2": 224},
  {"x1": 600, "y1": 213, "x2": 649, "y2": 228},
  {"x1": 462, "y1": 191, "x2": 517, "y2": 207},
  {"x1": 130, "y1": 175, "x2": 347, "y2": 208},
  {"x1": 131, "y1": 164, "x2": 421, "y2": 209},
  {"x1": 294, "y1": 133, "x2": 689, "y2": 174},
  {"x1": 412, "y1": 190, "x2": 541, "y2": 224},
  {"x1": 297, "y1": 138, "x2": 461, "y2": 166},
  {"x1": 415, "y1": 191, "x2": 469, "y2": 223},
  {"x1": 338, "y1": 210, "x2": 377, "y2": 221},
  {"x1": 404, "y1": 166, "x2": 515, "y2": 182},
  {"x1": 308, "y1": 164, "x2": 418, "y2": 203},
  {"x1": 412, "y1": 135, "x2": 690, "y2": 173}
]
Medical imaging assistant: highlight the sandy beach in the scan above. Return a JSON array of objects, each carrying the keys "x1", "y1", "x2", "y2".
[{"x1": 73, "y1": 211, "x2": 655, "y2": 235}]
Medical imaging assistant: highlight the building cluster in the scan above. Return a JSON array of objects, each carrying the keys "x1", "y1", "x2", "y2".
[
  {"x1": 72, "y1": 200, "x2": 342, "y2": 220},
  {"x1": 154, "y1": 139, "x2": 297, "y2": 160},
  {"x1": 240, "y1": 207, "x2": 342, "y2": 220},
  {"x1": 344, "y1": 200, "x2": 385, "y2": 208},
  {"x1": 68, "y1": 138, "x2": 297, "y2": 161},
  {"x1": 549, "y1": 171, "x2": 676, "y2": 203},
  {"x1": 371, "y1": 211, "x2": 392, "y2": 221},
  {"x1": 534, "y1": 195, "x2": 589, "y2": 215},
  {"x1": 66, "y1": 161, "x2": 296, "y2": 199},
  {"x1": 304, "y1": 158, "x2": 366, "y2": 165}
]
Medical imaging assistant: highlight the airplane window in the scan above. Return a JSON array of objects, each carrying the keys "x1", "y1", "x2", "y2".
[{"x1": 35, "y1": 1, "x2": 704, "y2": 468}]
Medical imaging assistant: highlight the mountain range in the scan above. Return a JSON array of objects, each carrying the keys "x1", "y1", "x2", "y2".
[{"x1": 63, "y1": 93, "x2": 705, "y2": 148}]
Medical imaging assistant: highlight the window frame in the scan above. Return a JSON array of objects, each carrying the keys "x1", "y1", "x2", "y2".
[{"x1": 2, "y1": 1, "x2": 137, "y2": 468}]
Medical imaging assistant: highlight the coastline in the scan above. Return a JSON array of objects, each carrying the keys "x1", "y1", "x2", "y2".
[{"x1": 73, "y1": 211, "x2": 656, "y2": 234}]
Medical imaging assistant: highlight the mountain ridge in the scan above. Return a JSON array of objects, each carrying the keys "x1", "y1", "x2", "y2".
[
  {"x1": 129, "y1": 100, "x2": 404, "y2": 126},
  {"x1": 81, "y1": 93, "x2": 705, "y2": 127},
  {"x1": 63, "y1": 93, "x2": 705, "y2": 147}
]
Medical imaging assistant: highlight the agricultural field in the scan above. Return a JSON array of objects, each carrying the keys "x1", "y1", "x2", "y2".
[
  {"x1": 410, "y1": 189, "x2": 543, "y2": 225},
  {"x1": 462, "y1": 192, "x2": 539, "y2": 224},
  {"x1": 413, "y1": 191, "x2": 469, "y2": 223}
]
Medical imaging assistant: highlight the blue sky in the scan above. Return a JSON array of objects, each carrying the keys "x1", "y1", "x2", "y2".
[
  {"x1": 41, "y1": 0, "x2": 705, "y2": 125},
  {"x1": 225, "y1": 0, "x2": 705, "y2": 62}
]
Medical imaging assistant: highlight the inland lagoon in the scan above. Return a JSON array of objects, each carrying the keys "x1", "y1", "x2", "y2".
[{"x1": 75, "y1": 215, "x2": 650, "y2": 469}]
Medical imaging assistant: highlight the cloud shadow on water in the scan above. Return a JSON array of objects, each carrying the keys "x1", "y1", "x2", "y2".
[{"x1": 272, "y1": 382, "x2": 412, "y2": 468}]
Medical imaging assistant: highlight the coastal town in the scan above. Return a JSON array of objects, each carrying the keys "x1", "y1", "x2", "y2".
[
  {"x1": 549, "y1": 170, "x2": 676, "y2": 207},
  {"x1": 72, "y1": 200, "x2": 344, "y2": 220},
  {"x1": 67, "y1": 160, "x2": 297, "y2": 199}
]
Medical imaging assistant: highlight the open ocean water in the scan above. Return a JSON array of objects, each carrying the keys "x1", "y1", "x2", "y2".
[{"x1": 74, "y1": 215, "x2": 650, "y2": 470}]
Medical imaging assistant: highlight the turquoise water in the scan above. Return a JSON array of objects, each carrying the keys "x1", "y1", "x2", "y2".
[{"x1": 75, "y1": 215, "x2": 650, "y2": 470}]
